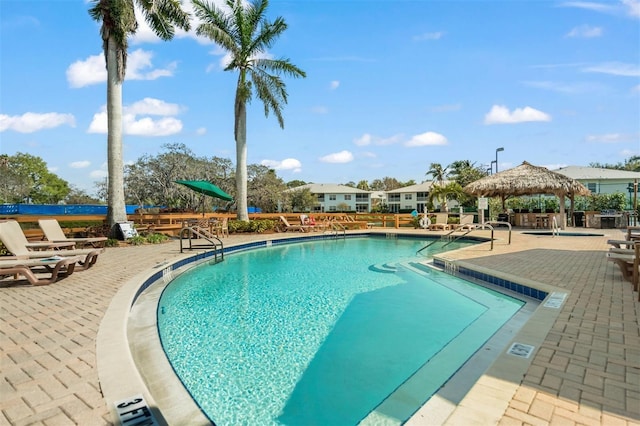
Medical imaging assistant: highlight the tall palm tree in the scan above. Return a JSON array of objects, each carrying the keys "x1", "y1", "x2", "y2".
[
  {"x1": 426, "y1": 162, "x2": 448, "y2": 185},
  {"x1": 88, "y1": 0, "x2": 190, "y2": 231},
  {"x1": 192, "y1": 0, "x2": 306, "y2": 221}
]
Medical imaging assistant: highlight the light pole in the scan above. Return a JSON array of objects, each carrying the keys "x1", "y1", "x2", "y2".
[
  {"x1": 490, "y1": 160, "x2": 497, "y2": 174},
  {"x1": 495, "y1": 147, "x2": 504, "y2": 173}
]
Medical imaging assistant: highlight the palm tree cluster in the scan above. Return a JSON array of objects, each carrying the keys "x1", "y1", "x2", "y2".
[{"x1": 89, "y1": 0, "x2": 305, "y2": 232}]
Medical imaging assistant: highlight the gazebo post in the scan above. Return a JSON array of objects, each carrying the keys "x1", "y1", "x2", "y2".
[{"x1": 559, "y1": 194, "x2": 566, "y2": 229}]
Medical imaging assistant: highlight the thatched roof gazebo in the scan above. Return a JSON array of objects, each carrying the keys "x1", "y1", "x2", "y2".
[{"x1": 463, "y1": 161, "x2": 591, "y2": 228}]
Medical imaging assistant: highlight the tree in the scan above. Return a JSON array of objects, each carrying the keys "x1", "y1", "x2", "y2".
[
  {"x1": 289, "y1": 187, "x2": 316, "y2": 212},
  {"x1": 247, "y1": 165, "x2": 287, "y2": 212},
  {"x1": 356, "y1": 180, "x2": 370, "y2": 190},
  {"x1": 590, "y1": 156, "x2": 640, "y2": 172},
  {"x1": 448, "y1": 160, "x2": 487, "y2": 207},
  {"x1": 65, "y1": 186, "x2": 103, "y2": 204},
  {"x1": 0, "y1": 153, "x2": 70, "y2": 204},
  {"x1": 428, "y1": 182, "x2": 464, "y2": 212},
  {"x1": 193, "y1": 0, "x2": 306, "y2": 221},
  {"x1": 89, "y1": 0, "x2": 190, "y2": 231},
  {"x1": 286, "y1": 179, "x2": 307, "y2": 188},
  {"x1": 124, "y1": 143, "x2": 234, "y2": 211},
  {"x1": 426, "y1": 162, "x2": 448, "y2": 185}
]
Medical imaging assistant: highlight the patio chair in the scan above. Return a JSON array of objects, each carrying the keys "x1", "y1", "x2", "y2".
[
  {"x1": 38, "y1": 219, "x2": 107, "y2": 248},
  {"x1": 0, "y1": 220, "x2": 104, "y2": 270},
  {"x1": 428, "y1": 213, "x2": 450, "y2": 231},
  {"x1": 278, "y1": 216, "x2": 309, "y2": 233},
  {"x1": 215, "y1": 217, "x2": 229, "y2": 238},
  {"x1": 0, "y1": 256, "x2": 81, "y2": 286}
]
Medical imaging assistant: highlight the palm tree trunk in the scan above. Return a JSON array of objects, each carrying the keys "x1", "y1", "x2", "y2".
[
  {"x1": 235, "y1": 96, "x2": 249, "y2": 221},
  {"x1": 105, "y1": 35, "x2": 127, "y2": 231}
]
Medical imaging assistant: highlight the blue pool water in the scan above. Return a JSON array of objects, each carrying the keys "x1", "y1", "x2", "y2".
[{"x1": 158, "y1": 237, "x2": 524, "y2": 425}]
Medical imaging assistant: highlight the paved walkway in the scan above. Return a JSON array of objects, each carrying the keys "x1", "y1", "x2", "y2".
[{"x1": 1, "y1": 229, "x2": 638, "y2": 425}]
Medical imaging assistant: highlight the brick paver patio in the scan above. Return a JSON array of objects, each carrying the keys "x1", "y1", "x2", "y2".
[{"x1": 1, "y1": 229, "x2": 638, "y2": 425}]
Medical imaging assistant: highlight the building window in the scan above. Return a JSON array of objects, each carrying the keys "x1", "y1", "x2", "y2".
[
  {"x1": 329, "y1": 194, "x2": 337, "y2": 200},
  {"x1": 388, "y1": 204, "x2": 399, "y2": 213},
  {"x1": 329, "y1": 206, "x2": 336, "y2": 211},
  {"x1": 317, "y1": 194, "x2": 325, "y2": 202},
  {"x1": 344, "y1": 194, "x2": 352, "y2": 200},
  {"x1": 356, "y1": 203, "x2": 368, "y2": 212},
  {"x1": 356, "y1": 194, "x2": 369, "y2": 202},
  {"x1": 417, "y1": 192, "x2": 427, "y2": 201},
  {"x1": 404, "y1": 194, "x2": 412, "y2": 200},
  {"x1": 587, "y1": 183, "x2": 596, "y2": 193},
  {"x1": 388, "y1": 194, "x2": 400, "y2": 202}
]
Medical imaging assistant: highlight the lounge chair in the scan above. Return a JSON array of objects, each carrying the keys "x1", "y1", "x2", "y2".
[
  {"x1": 606, "y1": 242, "x2": 639, "y2": 297},
  {"x1": 457, "y1": 214, "x2": 477, "y2": 230},
  {"x1": 38, "y1": 219, "x2": 107, "y2": 248},
  {"x1": 0, "y1": 220, "x2": 104, "y2": 270},
  {"x1": 278, "y1": 216, "x2": 309, "y2": 232},
  {"x1": 0, "y1": 256, "x2": 80, "y2": 286},
  {"x1": 428, "y1": 213, "x2": 450, "y2": 231}
]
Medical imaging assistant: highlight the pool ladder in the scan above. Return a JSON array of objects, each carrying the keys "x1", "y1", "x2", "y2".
[{"x1": 179, "y1": 225, "x2": 225, "y2": 262}]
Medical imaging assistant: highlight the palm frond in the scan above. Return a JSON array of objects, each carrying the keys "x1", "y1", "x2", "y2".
[{"x1": 136, "y1": 0, "x2": 191, "y2": 41}]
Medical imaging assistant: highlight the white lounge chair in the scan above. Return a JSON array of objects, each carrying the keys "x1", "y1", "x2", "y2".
[
  {"x1": 0, "y1": 220, "x2": 104, "y2": 270},
  {"x1": 39, "y1": 219, "x2": 107, "y2": 248}
]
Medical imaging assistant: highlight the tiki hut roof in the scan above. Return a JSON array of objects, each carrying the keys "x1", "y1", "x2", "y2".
[{"x1": 463, "y1": 161, "x2": 591, "y2": 198}]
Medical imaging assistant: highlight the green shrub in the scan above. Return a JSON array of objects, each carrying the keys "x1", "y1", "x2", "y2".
[
  {"x1": 249, "y1": 219, "x2": 277, "y2": 233},
  {"x1": 128, "y1": 235, "x2": 147, "y2": 246},
  {"x1": 146, "y1": 233, "x2": 169, "y2": 244},
  {"x1": 105, "y1": 238, "x2": 119, "y2": 247},
  {"x1": 228, "y1": 220, "x2": 251, "y2": 233}
]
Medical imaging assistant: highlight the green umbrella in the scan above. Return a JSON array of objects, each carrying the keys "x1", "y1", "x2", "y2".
[{"x1": 175, "y1": 180, "x2": 233, "y2": 215}]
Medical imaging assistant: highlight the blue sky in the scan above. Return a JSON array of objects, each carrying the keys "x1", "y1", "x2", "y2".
[{"x1": 1, "y1": 0, "x2": 639, "y2": 195}]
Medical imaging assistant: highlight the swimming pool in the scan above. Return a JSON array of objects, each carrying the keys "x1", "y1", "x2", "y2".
[{"x1": 157, "y1": 237, "x2": 524, "y2": 425}]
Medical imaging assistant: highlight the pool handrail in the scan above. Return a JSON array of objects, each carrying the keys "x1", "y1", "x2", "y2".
[{"x1": 179, "y1": 225, "x2": 224, "y2": 261}]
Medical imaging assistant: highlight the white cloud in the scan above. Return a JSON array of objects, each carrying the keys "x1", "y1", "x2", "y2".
[
  {"x1": 484, "y1": 105, "x2": 552, "y2": 124},
  {"x1": 0, "y1": 112, "x2": 75, "y2": 133},
  {"x1": 413, "y1": 31, "x2": 444, "y2": 41},
  {"x1": 70, "y1": 161, "x2": 90, "y2": 169},
  {"x1": 88, "y1": 98, "x2": 183, "y2": 136},
  {"x1": 559, "y1": 1, "x2": 639, "y2": 18},
  {"x1": 261, "y1": 158, "x2": 302, "y2": 172},
  {"x1": 125, "y1": 98, "x2": 182, "y2": 116},
  {"x1": 523, "y1": 80, "x2": 602, "y2": 94},
  {"x1": 632, "y1": 84, "x2": 640, "y2": 94},
  {"x1": 66, "y1": 54, "x2": 106, "y2": 88},
  {"x1": 566, "y1": 24, "x2": 603, "y2": 37},
  {"x1": 582, "y1": 62, "x2": 640, "y2": 76},
  {"x1": 330, "y1": 80, "x2": 340, "y2": 90},
  {"x1": 90, "y1": 169, "x2": 108, "y2": 179},
  {"x1": 353, "y1": 133, "x2": 403, "y2": 146},
  {"x1": 586, "y1": 133, "x2": 637, "y2": 143},
  {"x1": 125, "y1": 117, "x2": 183, "y2": 136},
  {"x1": 319, "y1": 150, "x2": 354, "y2": 163},
  {"x1": 88, "y1": 98, "x2": 184, "y2": 136},
  {"x1": 404, "y1": 131, "x2": 448, "y2": 147},
  {"x1": 196, "y1": 127, "x2": 207, "y2": 135},
  {"x1": 354, "y1": 133, "x2": 372, "y2": 146},
  {"x1": 624, "y1": 0, "x2": 640, "y2": 17},
  {"x1": 559, "y1": 1, "x2": 617, "y2": 14},
  {"x1": 67, "y1": 49, "x2": 177, "y2": 88},
  {"x1": 311, "y1": 106, "x2": 329, "y2": 114}
]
